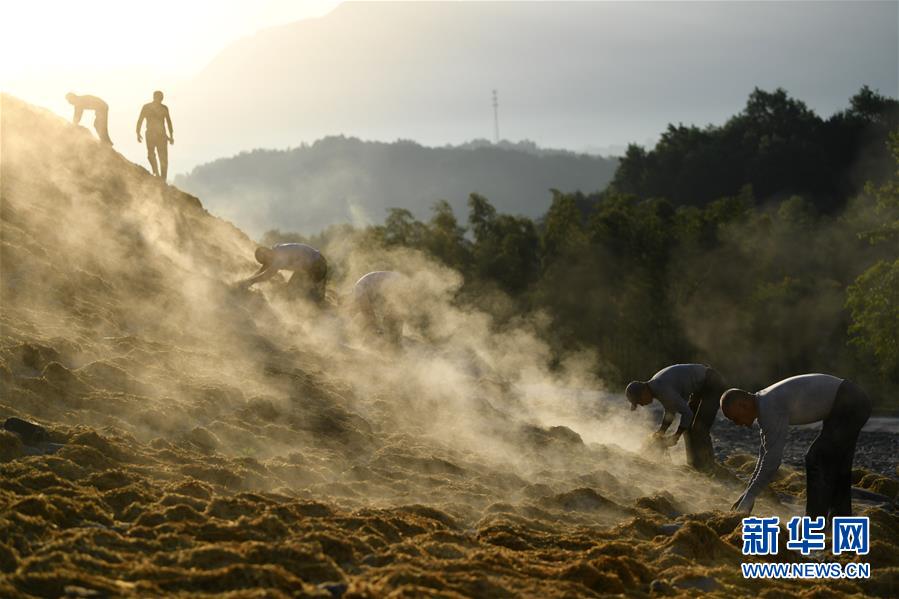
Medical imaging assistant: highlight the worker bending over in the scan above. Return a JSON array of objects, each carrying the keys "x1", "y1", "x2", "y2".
[
  {"x1": 351, "y1": 271, "x2": 407, "y2": 344},
  {"x1": 721, "y1": 373, "x2": 871, "y2": 517},
  {"x1": 626, "y1": 363, "x2": 726, "y2": 471},
  {"x1": 240, "y1": 243, "x2": 328, "y2": 304},
  {"x1": 66, "y1": 93, "x2": 113, "y2": 145}
]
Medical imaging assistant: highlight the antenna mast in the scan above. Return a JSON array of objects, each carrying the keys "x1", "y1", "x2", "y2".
[{"x1": 492, "y1": 89, "x2": 499, "y2": 144}]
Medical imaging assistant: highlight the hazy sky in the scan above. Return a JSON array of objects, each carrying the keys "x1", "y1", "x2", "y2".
[
  {"x1": 0, "y1": 1, "x2": 340, "y2": 79},
  {"x1": 3, "y1": 1, "x2": 897, "y2": 174}
]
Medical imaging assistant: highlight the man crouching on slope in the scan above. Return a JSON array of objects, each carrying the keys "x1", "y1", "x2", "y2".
[
  {"x1": 626, "y1": 364, "x2": 726, "y2": 472},
  {"x1": 721, "y1": 374, "x2": 871, "y2": 517},
  {"x1": 239, "y1": 243, "x2": 328, "y2": 304},
  {"x1": 349, "y1": 271, "x2": 408, "y2": 346}
]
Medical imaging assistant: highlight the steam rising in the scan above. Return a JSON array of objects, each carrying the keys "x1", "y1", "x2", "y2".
[{"x1": 1, "y1": 94, "x2": 789, "y2": 527}]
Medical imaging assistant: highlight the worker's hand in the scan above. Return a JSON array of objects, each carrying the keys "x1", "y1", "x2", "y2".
[
  {"x1": 169, "y1": 136, "x2": 175, "y2": 145},
  {"x1": 645, "y1": 432, "x2": 670, "y2": 452},
  {"x1": 663, "y1": 434, "x2": 679, "y2": 447},
  {"x1": 137, "y1": 134, "x2": 142, "y2": 143}
]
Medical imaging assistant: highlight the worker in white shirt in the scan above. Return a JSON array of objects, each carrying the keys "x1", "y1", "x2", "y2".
[
  {"x1": 350, "y1": 271, "x2": 407, "y2": 344},
  {"x1": 721, "y1": 374, "x2": 871, "y2": 518}
]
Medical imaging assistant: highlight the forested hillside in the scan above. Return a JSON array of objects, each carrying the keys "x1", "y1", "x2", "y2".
[{"x1": 175, "y1": 138, "x2": 616, "y2": 236}]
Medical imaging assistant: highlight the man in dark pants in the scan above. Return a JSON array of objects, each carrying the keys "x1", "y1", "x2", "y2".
[
  {"x1": 136, "y1": 91, "x2": 174, "y2": 179},
  {"x1": 65, "y1": 93, "x2": 113, "y2": 145},
  {"x1": 721, "y1": 374, "x2": 872, "y2": 517},
  {"x1": 626, "y1": 364, "x2": 726, "y2": 471}
]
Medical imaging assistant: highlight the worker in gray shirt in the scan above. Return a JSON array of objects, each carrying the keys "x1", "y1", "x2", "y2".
[
  {"x1": 625, "y1": 364, "x2": 726, "y2": 471},
  {"x1": 239, "y1": 243, "x2": 328, "y2": 304},
  {"x1": 721, "y1": 374, "x2": 871, "y2": 518}
]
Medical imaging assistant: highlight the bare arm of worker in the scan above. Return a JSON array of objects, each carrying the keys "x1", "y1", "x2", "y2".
[
  {"x1": 135, "y1": 106, "x2": 146, "y2": 142},
  {"x1": 657, "y1": 409, "x2": 675, "y2": 434},
  {"x1": 72, "y1": 106, "x2": 83, "y2": 125},
  {"x1": 673, "y1": 394, "x2": 694, "y2": 436},
  {"x1": 164, "y1": 106, "x2": 174, "y2": 143},
  {"x1": 654, "y1": 390, "x2": 693, "y2": 442},
  {"x1": 731, "y1": 444, "x2": 765, "y2": 509},
  {"x1": 734, "y1": 421, "x2": 787, "y2": 513},
  {"x1": 240, "y1": 266, "x2": 278, "y2": 288}
]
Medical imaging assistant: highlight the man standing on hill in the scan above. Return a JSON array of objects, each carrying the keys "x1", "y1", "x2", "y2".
[
  {"x1": 721, "y1": 374, "x2": 871, "y2": 517},
  {"x1": 66, "y1": 93, "x2": 113, "y2": 145},
  {"x1": 136, "y1": 91, "x2": 174, "y2": 180},
  {"x1": 625, "y1": 364, "x2": 727, "y2": 471},
  {"x1": 239, "y1": 243, "x2": 328, "y2": 304}
]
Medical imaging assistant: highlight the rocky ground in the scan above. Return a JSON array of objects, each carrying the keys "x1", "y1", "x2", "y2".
[
  {"x1": 714, "y1": 423, "x2": 899, "y2": 478},
  {"x1": 1, "y1": 94, "x2": 897, "y2": 597}
]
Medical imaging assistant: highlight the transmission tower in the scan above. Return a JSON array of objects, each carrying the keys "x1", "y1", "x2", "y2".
[{"x1": 492, "y1": 89, "x2": 499, "y2": 144}]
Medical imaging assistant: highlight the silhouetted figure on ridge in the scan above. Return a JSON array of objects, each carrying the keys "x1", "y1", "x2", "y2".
[
  {"x1": 136, "y1": 91, "x2": 174, "y2": 180},
  {"x1": 66, "y1": 93, "x2": 113, "y2": 145},
  {"x1": 239, "y1": 243, "x2": 328, "y2": 304}
]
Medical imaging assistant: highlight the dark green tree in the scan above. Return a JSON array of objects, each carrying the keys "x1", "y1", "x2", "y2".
[
  {"x1": 425, "y1": 200, "x2": 471, "y2": 271},
  {"x1": 847, "y1": 134, "x2": 899, "y2": 377},
  {"x1": 467, "y1": 193, "x2": 538, "y2": 293}
]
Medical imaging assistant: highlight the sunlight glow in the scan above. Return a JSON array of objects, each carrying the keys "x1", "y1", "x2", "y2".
[{"x1": 0, "y1": 0, "x2": 341, "y2": 81}]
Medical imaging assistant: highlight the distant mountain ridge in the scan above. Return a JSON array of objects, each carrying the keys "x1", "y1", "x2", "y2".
[
  {"x1": 453, "y1": 139, "x2": 612, "y2": 158},
  {"x1": 168, "y1": 2, "x2": 896, "y2": 172},
  {"x1": 174, "y1": 136, "x2": 617, "y2": 237}
]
